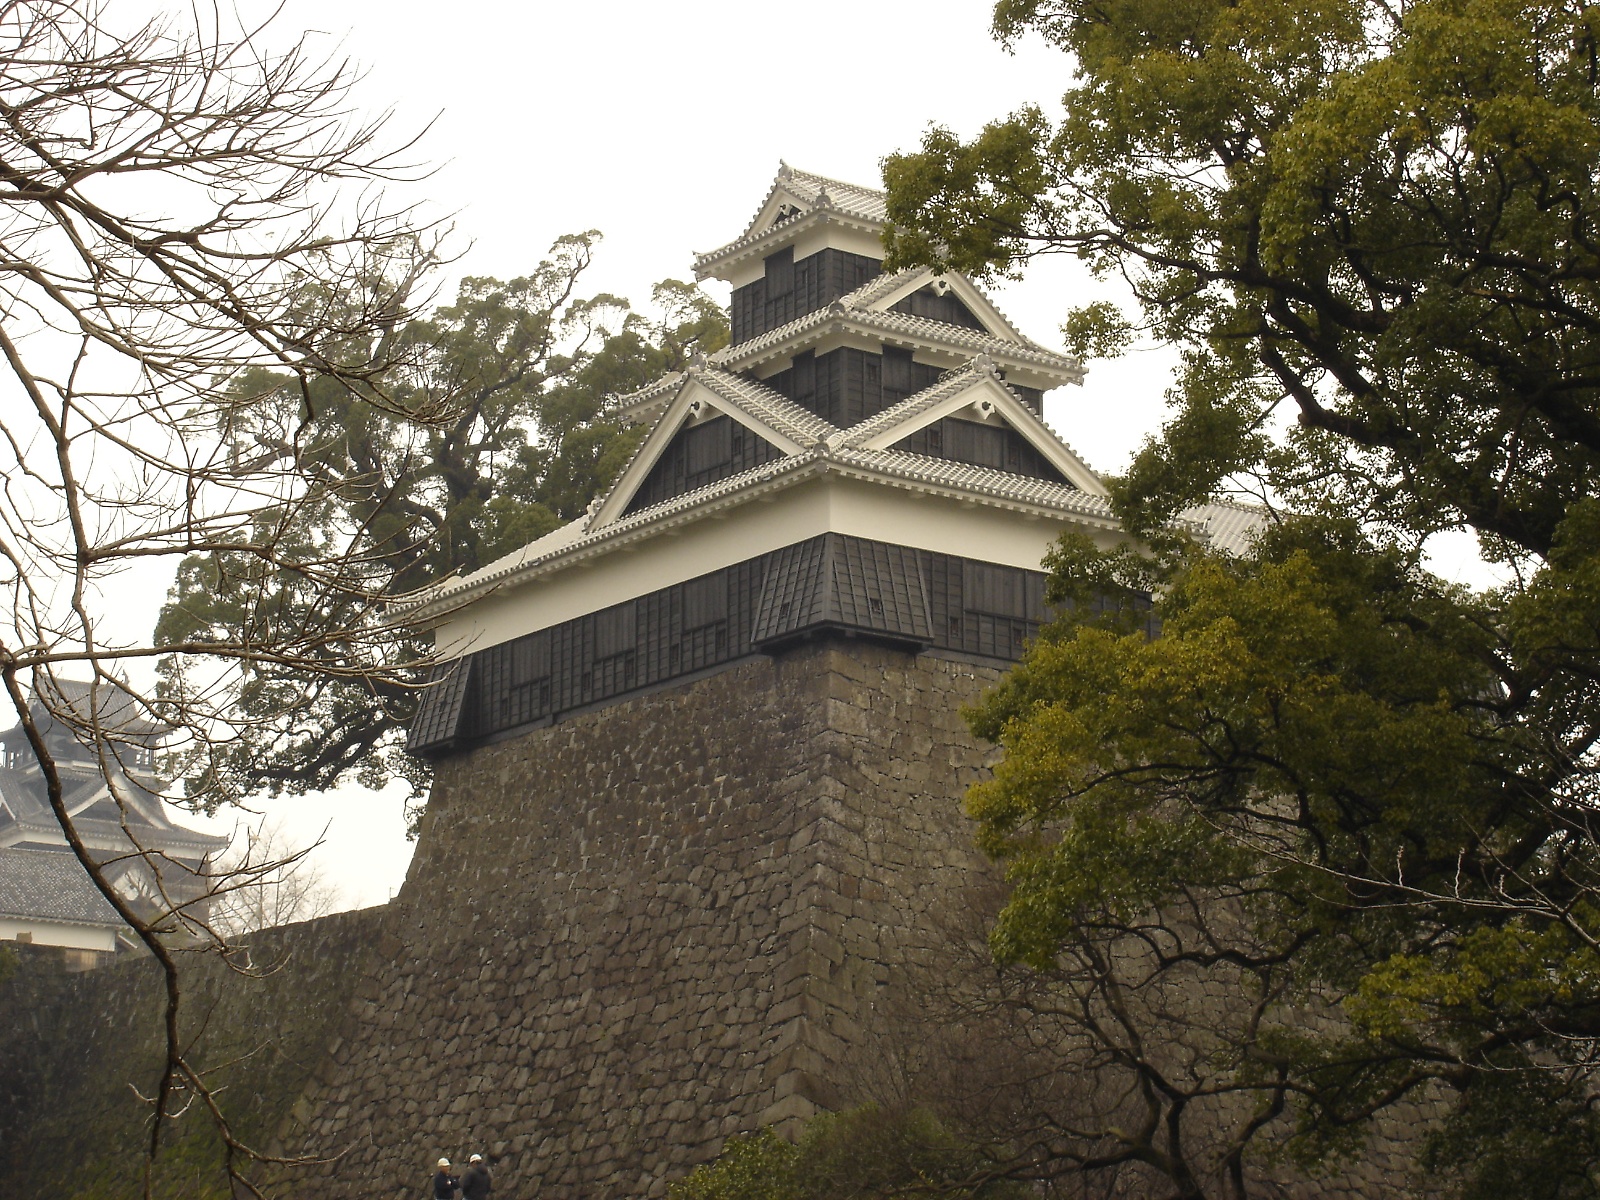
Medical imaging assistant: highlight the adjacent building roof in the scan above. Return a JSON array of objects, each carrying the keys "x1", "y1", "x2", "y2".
[
  {"x1": 0, "y1": 756, "x2": 227, "y2": 859},
  {"x1": 0, "y1": 676, "x2": 169, "y2": 746},
  {"x1": 0, "y1": 846, "x2": 122, "y2": 928}
]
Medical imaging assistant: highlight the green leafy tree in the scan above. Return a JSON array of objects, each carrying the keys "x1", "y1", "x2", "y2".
[
  {"x1": 156, "y1": 246, "x2": 726, "y2": 815},
  {"x1": 882, "y1": 0, "x2": 1600, "y2": 1193},
  {"x1": 669, "y1": 1108, "x2": 1028, "y2": 1200},
  {"x1": 883, "y1": 0, "x2": 1600, "y2": 556}
]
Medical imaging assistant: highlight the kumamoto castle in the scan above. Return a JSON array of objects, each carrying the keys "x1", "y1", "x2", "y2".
[{"x1": 0, "y1": 167, "x2": 1429, "y2": 1198}]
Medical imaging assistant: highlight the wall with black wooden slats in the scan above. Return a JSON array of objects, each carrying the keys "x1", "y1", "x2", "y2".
[
  {"x1": 407, "y1": 536, "x2": 1153, "y2": 757},
  {"x1": 730, "y1": 248, "x2": 881, "y2": 343},
  {"x1": 624, "y1": 415, "x2": 785, "y2": 515},
  {"x1": 888, "y1": 287, "x2": 986, "y2": 331},
  {"x1": 892, "y1": 417, "x2": 1072, "y2": 485},
  {"x1": 764, "y1": 347, "x2": 942, "y2": 428}
]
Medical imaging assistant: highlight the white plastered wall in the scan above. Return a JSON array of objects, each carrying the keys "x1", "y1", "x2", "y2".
[
  {"x1": 0, "y1": 917, "x2": 116, "y2": 951},
  {"x1": 432, "y1": 475, "x2": 1122, "y2": 657}
]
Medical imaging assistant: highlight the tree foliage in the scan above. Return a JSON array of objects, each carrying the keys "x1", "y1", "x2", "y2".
[
  {"x1": 884, "y1": 0, "x2": 1600, "y2": 557},
  {"x1": 155, "y1": 254, "x2": 727, "y2": 813},
  {"x1": 668, "y1": 1108, "x2": 1028, "y2": 1200},
  {"x1": 882, "y1": 1, "x2": 1600, "y2": 1194}
]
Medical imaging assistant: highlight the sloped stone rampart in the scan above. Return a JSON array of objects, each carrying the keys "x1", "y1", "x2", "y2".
[
  {"x1": 266, "y1": 643, "x2": 1008, "y2": 1199},
  {"x1": 0, "y1": 641, "x2": 1440, "y2": 1199},
  {"x1": 0, "y1": 906, "x2": 386, "y2": 1198}
]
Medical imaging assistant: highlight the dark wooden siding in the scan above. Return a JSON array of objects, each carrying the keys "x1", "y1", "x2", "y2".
[
  {"x1": 730, "y1": 248, "x2": 881, "y2": 343},
  {"x1": 408, "y1": 536, "x2": 1156, "y2": 757},
  {"x1": 892, "y1": 417, "x2": 1071, "y2": 485},
  {"x1": 889, "y1": 287, "x2": 986, "y2": 331},
  {"x1": 624, "y1": 415, "x2": 784, "y2": 515},
  {"x1": 764, "y1": 347, "x2": 941, "y2": 427}
]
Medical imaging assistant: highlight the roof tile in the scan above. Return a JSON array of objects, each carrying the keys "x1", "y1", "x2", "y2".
[{"x1": 0, "y1": 846, "x2": 121, "y2": 926}]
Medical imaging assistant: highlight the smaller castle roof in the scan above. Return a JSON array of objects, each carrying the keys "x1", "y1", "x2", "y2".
[
  {"x1": 694, "y1": 164, "x2": 890, "y2": 278},
  {"x1": 0, "y1": 677, "x2": 169, "y2": 746},
  {"x1": 0, "y1": 846, "x2": 122, "y2": 928}
]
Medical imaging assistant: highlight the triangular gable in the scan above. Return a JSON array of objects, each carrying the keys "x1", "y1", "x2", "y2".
[
  {"x1": 843, "y1": 369, "x2": 1107, "y2": 496},
  {"x1": 64, "y1": 775, "x2": 168, "y2": 830},
  {"x1": 849, "y1": 270, "x2": 1036, "y2": 348},
  {"x1": 623, "y1": 417, "x2": 786, "y2": 517},
  {"x1": 735, "y1": 164, "x2": 888, "y2": 244},
  {"x1": 742, "y1": 181, "x2": 818, "y2": 242},
  {"x1": 591, "y1": 371, "x2": 822, "y2": 528}
]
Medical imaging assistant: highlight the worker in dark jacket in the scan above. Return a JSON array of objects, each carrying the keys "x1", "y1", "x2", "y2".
[
  {"x1": 461, "y1": 1153, "x2": 492, "y2": 1200},
  {"x1": 432, "y1": 1157, "x2": 459, "y2": 1199}
]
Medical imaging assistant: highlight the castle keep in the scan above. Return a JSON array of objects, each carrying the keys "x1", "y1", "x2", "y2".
[
  {"x1": 400, "y1": 166, "x2": 1156, "y2": 759},
  {"x1": 0, "y1": 166, "x2": 1264, "y2": 1200}
]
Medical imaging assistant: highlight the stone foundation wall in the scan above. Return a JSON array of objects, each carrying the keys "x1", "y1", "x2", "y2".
[
  {"x1": 268, "y1": 641, "x2": 1007, "y2": 1200},
  {"x1": 0, "y1": 906, "x2": 387, "y2": 1198},
  {"x1": 0, "y1": 640, "x2": 1439, "y2": 1200}
]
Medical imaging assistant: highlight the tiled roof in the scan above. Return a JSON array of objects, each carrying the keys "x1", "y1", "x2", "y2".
[
  {"x1": 1182, "y1": 500, "x2": 1271, "y2": 557},
  {"x1": 443, "y1": 368, "x2": 836, "y2": 598},
  {"x1": 833, "y1": 366, "x2": 999, "y2": 449},
  {"x1": 612, "y1": 371, "x2": 682, "y2": 424},
  {"x1": 397, "y1": 438, "x2": 1128, "y2": 624},
  {"x1": 713, "y1": 304, "x2": 1082, "y2": 380},
  {"x1": 695, "y1": 165, "x2": 890, "y2": 276},
  {"x1": 832, "y1": 448, "x2": 1116, "y2": 520},
  {"x1": 38, "y1": 677, "x2": 166, "y2": 738},
  {"x1": 0, "y1": 846, "x2": 122, "y2": 927},
  {"x1": 691, "y1": 369, "x2": 840, "y2": 448},
  {"x1": 839, "y1": 269, "x2": 1051, "y2": 355},
  {"x1": 837, "y1": 266, "x2": 925, "y2": 310},
  {"x1": 779, "y1": 166, "x2": 888, "y2": 222}
]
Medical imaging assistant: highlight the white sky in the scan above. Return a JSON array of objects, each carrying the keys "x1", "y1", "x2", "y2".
[{"x1": 149, "y1": 0, "x2": 1491, "y2": 911}]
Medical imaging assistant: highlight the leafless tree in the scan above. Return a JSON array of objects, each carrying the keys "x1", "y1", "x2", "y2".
[
  {"x1": 206, "y1": 817, "x2": 338, "y2": 936},
  {"x1": 0, "y1": 1, "x2": 444, "y2": 1194}
]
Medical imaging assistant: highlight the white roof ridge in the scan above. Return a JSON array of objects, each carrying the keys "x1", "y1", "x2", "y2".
[
  {"x1": 835, "y1": 364, "x2": 992, "y2": 449},
  {"x1": 396, "y1": 456, "x2": 813, "y2": 618},
  {"x1": 694, "y1": 165, "x2": 889, "y2": 277},
  {"x1": 611, "y1": 371, "x2": 682, "y2": 412},
  {"x1": 712, "y1": 305, "x2": 1082, "y2": 377},
  {"x1": 832, "y1": 446, "x2": 1116, "y2": 518},
  {"x1": 836, "y1": 266, "x2": 927, "y2": 311},
  {"x1": 780, "y1": 166, "x2": 887, "y2": 219},
  {"x1": 690, "y1": 366, "x2": 841, "y2": 447},
  {"x1": 864, "y1": 308, "x2": 1081, "y2": 371}
]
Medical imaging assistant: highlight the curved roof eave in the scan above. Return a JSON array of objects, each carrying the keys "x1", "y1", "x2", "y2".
[{"x1": 394, "y1": 452, "x2": 1126, "y2": 628}]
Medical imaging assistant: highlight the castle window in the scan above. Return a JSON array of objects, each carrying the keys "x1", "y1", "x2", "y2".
[
  {"x1": 682, "y1": 574, "x2": 728, "y2": 631},
  {"x1": 765, "y1": 246, "x2": 794, "y2": 297},
  {"x1": 593, "y1": 602, "x2": 637, "y2": 660},
  {"x1": 963, "y1": 561, "x2": 1026, "y2": 619}
]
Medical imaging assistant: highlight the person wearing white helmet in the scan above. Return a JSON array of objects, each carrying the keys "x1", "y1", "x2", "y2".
[
  {"x1": 431, "y1": 1156, "x2": 459, "y2": 1200},
  {"x1": 461, "y1": 1153, "x2": 492, "y2": 1200}
]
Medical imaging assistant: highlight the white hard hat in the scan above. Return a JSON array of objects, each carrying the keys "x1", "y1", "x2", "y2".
[
  {"x1": 470, "y1": 1154, "x2": 483, "y2": 1162},
  {"x1": 438, "y1": 1158, "x2": 450, "y2": 1167}
]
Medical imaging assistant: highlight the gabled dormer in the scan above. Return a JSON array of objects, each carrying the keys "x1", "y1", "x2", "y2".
[{"x1": 592, "y1": 366, "x2": 835, "y2": 527}]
